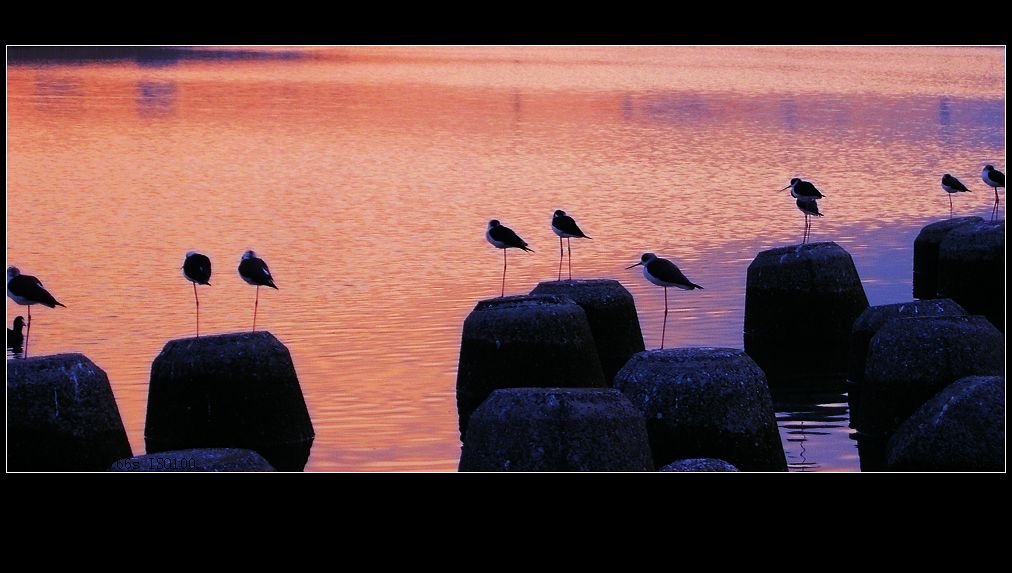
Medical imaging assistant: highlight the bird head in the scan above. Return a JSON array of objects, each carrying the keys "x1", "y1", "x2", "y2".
[
  {"x1": 186, "y1": 250, "x2": 199, "y2": 257},
  {"x1": 242, "y1": 250, "x2": 256, "y2": 260},
  {"x1": 553, "y1": 209, "x2": 566, "y2": 218},
  {"x1": 488, "y1": 220, "x2": 500, "y2": 229},
  {"x1": 7, "y1": 266, "x2": 20, "y2": 280},
  {"x1": 984, "y1": 164, "x2": 995, "y2": 171},
  {"x1": 626, "y1": 253, "x2": 656, "y2": 269},
  {"x1": 781, "y1": 178, "x2": 801, "y2": 191}
]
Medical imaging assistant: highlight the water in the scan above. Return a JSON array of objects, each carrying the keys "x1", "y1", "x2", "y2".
[{"x1": 6, "y1": 46, "x2": 1005, "y2": 471}]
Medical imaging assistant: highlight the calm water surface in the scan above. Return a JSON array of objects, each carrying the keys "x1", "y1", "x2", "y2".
[{"x1": 6, "y1": 46, "x2": 1004, "y2": 471}]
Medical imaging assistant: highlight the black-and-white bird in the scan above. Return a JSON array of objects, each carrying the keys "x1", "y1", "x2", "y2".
[
  {"x1": 625, "y1": 253, "x2": 702, "y2": 349},
  {"x1": 238, "y1": 250, "x2": 278, "y2": 332},
  {"x1": 981, "y1": 165, "x2": 1004, "y2": 222},
  {"x1": 7, "y1": 315, "x2": 25, "y2": 352},
  {"x1": 7, "y1": 266, "x2": 66, "y2": 358},
  {"x1": 551, "y1": 210, "x2": 592, "y2": 281},
  {"x1": 795, "y1": 198, "x2": 824, "y2": 244},
  {"x1": 782, "y1": 178, "x2": 826, "y2": 200},
  {"x1": 486, "y1": 219, "x2": 533, "y2": 297},
  {"x1": 182, "y1": 251, "x2": 212, "y2": 337},
  {"x1": 941, "y1": 173, "x2": 971, "y2": 218}
]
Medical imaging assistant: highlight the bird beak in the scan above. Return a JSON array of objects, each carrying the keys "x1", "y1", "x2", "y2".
[
  {"x1": 779, "y1": 185, "x2": 791, "y2": 191},
  {"x1": 625, "y1": 262, "x2": 643, "y2": 269}
]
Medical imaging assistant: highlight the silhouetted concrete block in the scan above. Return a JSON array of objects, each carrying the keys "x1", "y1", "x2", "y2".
[
  {"x1": 531, "y1": 279, "x2": 645, "y2": 384},
  {"x1": 456, "y1": 295, "x2": 606, "y2": 438},
  {"x1": 847, "y1": 299, "x2": 967, "y2": 428},
  {"x1": 7, "y1": 353, "x2": 132, "y2": 471},
  {"x1": 459, "y1": 388, "x2": 653, "y2": 472},
  {"x1": 614, "y1": 347, "x2": 787, "y2": 471},
  {"x1": 937, "y1": 220, "x2": 1005, "y2": 331},
  {"x1": 744, "y1": 242, "x2": 869, "y2": 386},
  {"x1": 912, "y1": 217, "x2": 982, "y2": 299},
  {"x1": 145, "y1": 332, "x2": 314, "y2": 471},
  {"x1": 886, "y1": 376, "x2": 1004, "y2": 471}
]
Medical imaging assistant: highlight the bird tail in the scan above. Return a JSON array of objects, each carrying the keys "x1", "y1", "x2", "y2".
[
  {"x1": 267, "y1": 281, "x2": 279, "y2": 290},
  {"x1": 53, "y1": 301, "x2": 67, "y2": 308},
  {"x1": 582, "y1": 234, "x2": 593, "y2": 240},
  {"x1": 815, "y1": 213, "x2": 825, "y2": 217},
  {"x1": 522, "y1": 246, "x2": 535, "y2": 253},
  {"x1": 691, "y1": 283, "x2": 704, "y2": 290}
]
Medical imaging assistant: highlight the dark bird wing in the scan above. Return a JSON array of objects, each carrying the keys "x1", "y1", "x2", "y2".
[
  {"x1": 8, "y1": 274, "x2": 66, "y2": 307},
  {"x1": 553, "y1": 214, "x2": 590, "y2": 238},
  {"x1": 653, "y1": 258, "x2": 703, "y2": 289},
  {"x1": 490, "y1": 224, "x2": 533, "y2": 251},
  {"x1": 991, "y1": 169, "x2": 1005, "y2": 186},
  {"x1": 795, "y1": 181, "x2": 825, "y2": 198},
  {"x1": 183, "y1": 253, "x2": 212, "y2": 285},
  {"x1": 943, "y1": 174, "x2": 970, "y2": 192},
  {"x1": 239, "y1": 257, "x2": 279, "y2": 289}
]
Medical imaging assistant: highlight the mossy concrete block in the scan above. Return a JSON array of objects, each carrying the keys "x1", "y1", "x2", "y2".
[
  {"x1": 109, "y1": 448, "x2": 276, "y2": 472},
  {"x1": 912, "y1": 216, "x2": 982, "y2": 299},
  {"x1": 937, "y1": 220, "x2": 1005, "y2": 331}
]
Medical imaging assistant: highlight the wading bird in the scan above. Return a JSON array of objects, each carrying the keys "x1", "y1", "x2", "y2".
[
  {"x1": 182, "y1": 251, "x2": 212, "y2": 337},
  {"x1": 941, "y1": 173, "x2": 971, "y2": 218},
  {"x1": 981, "y1": 165, "x2": 1004, "y2": 222},
  {"x1": 6, "y1": 266, "x2": 66, "y2": 358},
  {"x1": 7, "y1": 315, "x2": 25, "y2": 353},
  {"x1": 796, "y1": 198, "x2": 824, "y2": 244},
  {"x1": 238, "y1": 251, "x2": 277, "y2": 332},
  {"x1": 551, "y1": 209, "x2": 592, "y2": 281},
  {"x1": 486, "y1": 220, "x2": 534, "y2": 297},
  {"x1": 626, "y1": 253, "x2": 702, "y2": 349}
]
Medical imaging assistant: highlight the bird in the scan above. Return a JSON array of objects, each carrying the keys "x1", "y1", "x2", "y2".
[
  {"x1": 795, "y1": 198, "x2": 824, "y2": 244},
  {"x1": 238, "y1": 250, "x2": 277, "y2": 332},
  {"x1": 781, "y1": 178, "x2": 826, "y2": 200},
  {"x1": 7, "y1": 266, "x2": 66, "y2": 358},
  {"x1": 551, "y1": 209, "x2": 592, "y2": 281},
  {"x1": 625, "y1": 253, "x2": 702, "y2": 349},
  {"x1": 182, "y1": 251, "x2": 212, "y2": 337},
  {"x1": 941, "y1": 174, "x2": 971, "y2": 218},
  {"x1": 486, "y1": 219, "x2": 534, "y2": 297},
  {"x1": 7, "y1": 315, "x2": 25, "y2": 353},
  {"x1": 981, "y1": 165, "x2": 1004, "y2": 223}
]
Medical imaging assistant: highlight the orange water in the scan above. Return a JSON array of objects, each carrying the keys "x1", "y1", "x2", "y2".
[{"x1": 6, "y1": 46, "x2": 1004, "y2": 471}]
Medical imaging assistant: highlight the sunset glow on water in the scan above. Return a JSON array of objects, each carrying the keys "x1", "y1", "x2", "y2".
[{"x1": 6, "y1": 46, "x2": 1004, "y2": 471}]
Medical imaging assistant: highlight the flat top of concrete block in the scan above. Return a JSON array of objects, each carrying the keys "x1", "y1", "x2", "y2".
[
  {"x1": 940, "y1": 219, "x2": 1005, "y2": 252},
  {"x1": 473, "y1": 294, "x2": 578, "y2": 312},
  {"x1": 853, "y1": 299, "x2": 967, "y2": 333},
  {"x1": 916, "y1": 216, "x2": 985, "y2": 238},
  {"x1": 162, "y1": 331, "x2": 282, "y2": 350},
  {"x1": 752, "y1": 241, "x2": 850, "y2": 263},
  {"x1": 7, "y1": 353, "x2": 104, "y2": 385},
  {"x1": 879, "y1": 314, "x2": 1000, "y2": 334},
  {"x1": 629, "y1": 347, "x2": 752, "y2": 365},
  {"x1": 532, "y1": 279, "x2": 633, "y2": 301}
]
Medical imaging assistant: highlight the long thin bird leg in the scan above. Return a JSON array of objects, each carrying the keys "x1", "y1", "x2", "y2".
[
  {"x1": 567, "y1": 237, "x2": 572, "y2": 280},
  {"x1": 502, "y1": 248, "x2": 507, "y2": 298},
  {"x1": 253, "y1": 285, "x2": 259, "y2": 333},
  {"x1": 194, "y1": 282, "x2": 200, "y2": 338},
  {"x1": 661, "y1": 287, "x2": 668, "y2": 350},
  {"x1": 949, "y1": 194, "x2": 953, "y2": 219},
  {"x1": 24, "y1": 306, "x2": 31, "y2": 358},
  {"x1": 558, "y1": 237, "x2": 563, "y2": 281}
]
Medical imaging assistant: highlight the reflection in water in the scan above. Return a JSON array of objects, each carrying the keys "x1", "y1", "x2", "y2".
[
  {"x1": 774, "y1": 386, "x2": 857, "y2": 472},
  {"x1": 136, "y1": 81, "x2": 177, "y2": 118},
  {"x1": 6, "y1": 47, "x2": 1004, "y2": 471},
  {"x1": 938, "y1": 97, "x2": 952, "y2": 126}
]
